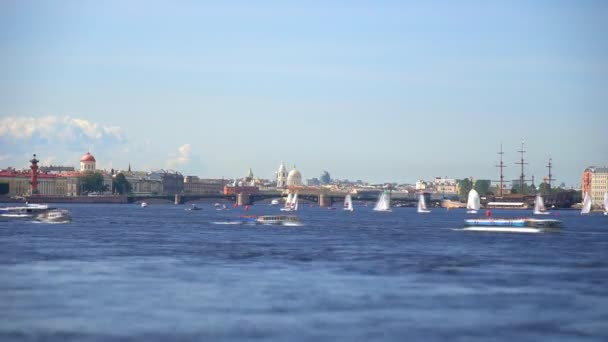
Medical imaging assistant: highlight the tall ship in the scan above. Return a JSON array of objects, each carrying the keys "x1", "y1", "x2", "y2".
[{"x1": 484, "y1": 142, "x2": 575, "y2": 209}]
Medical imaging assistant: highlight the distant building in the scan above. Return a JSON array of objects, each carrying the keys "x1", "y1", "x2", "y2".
[
  {"x1": 582, "y1": 166, "x2": 608, "y2": 205},
  {"x1": 40, "y1": 165, "x2": 75, "y2": 173},
  {"x1": 433, "y1": 177, "x2": 457, "y2": 194},
  {"x1": 307, "y1": 178, "x2": 320, "y2": 186},
  {"x1": 184, "y1": 177, "x2": 229, "y2": 195},
  {"x1": 80, "y1": 152, "x2": 96, "y2": 172},
  {"x1": 415, "y1": 180, "x2": 427, "y2": 190},
  {"x1": 160, "y1": 171, "x2": 184, "y2": 195},
  {"x1": 276, "y1": 162, "x2": 288, "y2": 188},
  {"x1": 287, "y1": 166, "x2": 303, "y2": 186}
]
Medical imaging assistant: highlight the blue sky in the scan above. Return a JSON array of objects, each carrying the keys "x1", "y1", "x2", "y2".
[{"x1": 1, "y1": 0, "x2": 606, "y2": 185}]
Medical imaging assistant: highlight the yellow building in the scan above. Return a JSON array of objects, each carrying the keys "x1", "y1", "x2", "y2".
[{"x1": 583, "y1": 166, "x2": 608, "y2": 205}]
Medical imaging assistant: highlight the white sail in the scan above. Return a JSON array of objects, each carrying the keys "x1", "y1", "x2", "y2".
[
  {"x1": 581, "y1": 192, "x2": 592, "y2": 215},
  {"x1": 604, "y1": 192, "x2": 608, "y2": 215},
  {"x1": 343, "y1": 194, "x2": 354, "y2": 212},
  {"x1": 285, "y1": 193, "x2": 293, "y2": 208},
  {"x1": 281, "y1": 193, "x2": 294, "y2": 211},
  {"x1": 373, "y1": 191, "x2": 391, "y2": 212},
  {"x1": 533, "y1": 194, "x2": 549, "y2": 215},
  {"x1": 417, "y1": 194, "x2": 430, "y2": 213},
  {"x1": 466, "y1": 189, "x2": 481, "y2": 213},
  {"x1": 292, "y1": 193, "x2": 299, "y2": 211}
]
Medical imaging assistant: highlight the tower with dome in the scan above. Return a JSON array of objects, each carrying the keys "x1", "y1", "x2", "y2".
[
  {"x1": 80, "y1": 152, "x2": 96, "y2": 172},
  {"x1": 276, "y1": 162, "x2": 288, "y2": 187}
]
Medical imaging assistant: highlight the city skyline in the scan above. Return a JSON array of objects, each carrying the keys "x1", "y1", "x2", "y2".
[{"x1": 1, "y1": 1, "x2": 606, "y2": 185}]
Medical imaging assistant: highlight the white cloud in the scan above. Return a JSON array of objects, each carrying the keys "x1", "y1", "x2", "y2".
[
  {"x1": 168, "y1": 143, "x2": 191, "y2": 168},
  {"x1": 0, "y1": 115, "x2": 125, "y2": 143}
]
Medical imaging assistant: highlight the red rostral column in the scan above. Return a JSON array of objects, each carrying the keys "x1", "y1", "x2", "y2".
[{"x1": 30, "y1": 154, "x2": 39, "y2": 194}]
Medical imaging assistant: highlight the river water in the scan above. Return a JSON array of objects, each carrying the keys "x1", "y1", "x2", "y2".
[{"x1": 1, "y1": 203, "x2": 607, "y2": 341}]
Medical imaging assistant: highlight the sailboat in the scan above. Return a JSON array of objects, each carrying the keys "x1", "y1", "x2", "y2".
[
  {"x1": 417, "y1": 193, "x2": 431, "y2": 213},
  {"x1": 581, "y1": 192, "x2": 592, "y2": 215},
  {"x1": 292, "y1": 193, "x2": 299, "y2": 211},
  {"x1": 280, "y1": 193, "x2": 293, "y2": 211},
  {"x1": 466, "y1": 189, "x2": 481, "y2": 214},
  {"x1": 533, "y1": 194, "x2": 549, "y2": 215},
  {"x1": 373, "y1": 191, "x2": 391, "y2": 212},
  {"x1": 280, "y1": 192, "x2": 298, "y2": 212},
  {"x1": 604, "y1": 192, "x2": 608, "y2": 216},
  {"x1": 343, "y1": 194, "x2": 354, "y2": 212}
]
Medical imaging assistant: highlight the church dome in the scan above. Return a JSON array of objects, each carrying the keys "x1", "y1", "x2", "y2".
[
  {"x1": 287, "y1": 167, "x2": 302, "y2": 186},
  {"x1": 80, "y1": 152, "x2": 96, "y2": 162}
]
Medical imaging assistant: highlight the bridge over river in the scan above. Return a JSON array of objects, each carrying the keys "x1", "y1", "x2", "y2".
[{"x1": 128, "y1": 190, "x2": 438, "y2": 208}]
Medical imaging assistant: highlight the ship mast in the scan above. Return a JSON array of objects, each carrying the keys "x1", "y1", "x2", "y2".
[
  {"x1": 546, "y1": 157, "x2": 555, "y2": 190},
  {"x1": 494, "y1": 142, "x2": 507, "y2": 197},
  {"x1": 515, "y1": 140, "x2": 528, "y2": 194}
]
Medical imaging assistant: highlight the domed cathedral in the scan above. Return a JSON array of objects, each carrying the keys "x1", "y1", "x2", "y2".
[
  {"x1": 276, "y1": 162, "x2": 288, "y2": 188},
  {"x1": 287, "y1": 165, "x2": 303, "y2": 187},
  {"x1": 80, "y1": 152, "x2": 96, "y2": 172}
]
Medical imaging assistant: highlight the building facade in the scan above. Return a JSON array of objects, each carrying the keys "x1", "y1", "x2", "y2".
[
  {"x1": 582, "y1": 166, "x2": 608, "y2": 205},
  {"x1": 276, "y1": 162, "x2": 288, "y2": 188}
]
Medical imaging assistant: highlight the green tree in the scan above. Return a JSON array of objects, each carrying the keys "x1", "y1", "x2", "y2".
[
  {"x1": 510, "y1": 187, "x2": 518, "y2": 194},
  {"x1": 113, "y1": 173, "x2": 132, "y2": 194},
  {"x1": 80, "y1": 172, "x2": 106, "y2": 193},
  {"x1": 458, "y1": 178, "x2": 472, "y2": 200},
  {"x1": 538, "y1": 182, "x2": 552, "y2": 195},
  {"x1": 473, "y1": 179, "x2": 491, "y2": 196}
]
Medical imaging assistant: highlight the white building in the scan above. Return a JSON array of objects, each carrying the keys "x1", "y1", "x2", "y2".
[
  {"x1": 415, "y1": 180, "x2": 427, "y2": 190},
  {"x1": 80, "y1": 152, "x2": 96, "y2": 172},
  {"x1": 276, "y1": 162, "x2": 288, "y2": 187},
  {"x1": 287, "y1": 166, "x2": 303, "y2": 186}
]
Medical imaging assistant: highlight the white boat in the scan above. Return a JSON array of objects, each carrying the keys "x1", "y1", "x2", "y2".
[
  {"x1": 466, "y1": 189, "x2": 481, "y2": 214},
  {"x1": 216, "y1": 204, "x2": 227, "y2": 211},
  {"x1": 417, "y1": 193, "x2": 431, "y2": 213},
  {"x1": 0, "y1": 203, "x2": 51, "y2": 218},
  {"x1": 373, "y1": 191, "x2": 391, "y2": 212},
  {"x1": 185, "y1": 204, "x2": 201, "y2": 211},
  {"x1": 604, "y1": 192, "x2": 608, "y2": 216},
  {"x1": 463, "y1": 217, "x2": 561, "y2": 233},
  {"x1": 270, "y1": 199, "x2": 280, "y2": 205},
  {"x1": 257, "y1": 215, "x2": 303, "y2": 226},
  {"x1": 533, "y1": 194, "x2": 550, "y2": 215},
  {"x1": 581, "y1": 192, "x2": 592, "y2": 215},
  {"x1": 35, "y1": 209, "x2": 71, "y2": 224},
  {"x1": 343, "y1": 194, "x2": 354, "y2": 212},
  {"x1": 141, "y1": 202, "x2": 148, "y2": 208}
]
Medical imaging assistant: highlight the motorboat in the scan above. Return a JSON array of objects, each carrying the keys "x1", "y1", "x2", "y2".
[
  {"x1": 185, "y1": 204, "x2": 202, "y2": 211},
  {"x1": 35, "y1": 209, "x2": 71, "y2": 224},
  {"x1": 1, "y1": 203, "x2": 52, "y2": 218},
  {"x1": 257, "y1": 215, "x2": 302, "y2": 226},
  {"x1": 141, "y1": 202, "x2": 148, "y2": 208},
  {"x1": 463, "y1": 217, "x2": 561, "y2": 233},
  {"x1": 270, "y1": 199, "x2": 280, "y2": 205},
  {"x1": 212, "y1": 215, "x2": 302, "y2": 226}
]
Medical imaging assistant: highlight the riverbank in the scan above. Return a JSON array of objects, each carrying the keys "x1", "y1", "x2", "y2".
[{"x1": 0, "y1": 195, "x2": 128, "y2": 204}]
